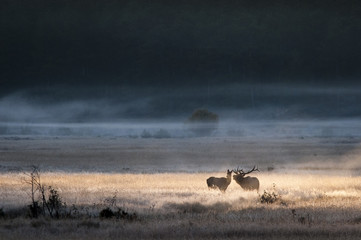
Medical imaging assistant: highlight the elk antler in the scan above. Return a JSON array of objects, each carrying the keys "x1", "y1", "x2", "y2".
[
  {"x1": 233, "y1": 166, "x2": 259, "y2": 176},
  {"x1": 242, "y1": 166, "x2": 259, "y2": 175},
  {"x1": 232, "y1": 166, "x2": 244, "y2": 175}
]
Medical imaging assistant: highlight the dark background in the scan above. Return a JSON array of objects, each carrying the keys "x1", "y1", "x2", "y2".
[{"x1": 1, "y1": 0, "x2": 361, "y2": 121}]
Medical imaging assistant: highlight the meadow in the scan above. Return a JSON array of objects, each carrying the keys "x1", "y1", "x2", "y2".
[{"x1": 1, "y1": 135, "x2": 361, "y2": 239}]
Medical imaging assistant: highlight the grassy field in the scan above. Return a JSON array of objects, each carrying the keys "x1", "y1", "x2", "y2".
[{"x1": 0, "y1": 136, "x2": 361, "y2": 239}]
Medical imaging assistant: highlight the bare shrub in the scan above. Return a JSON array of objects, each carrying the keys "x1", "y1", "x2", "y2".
[
  {"x1": 22, "y1": 166, "x2": 42, "y2": 218},
  {"x1": 260, "y1": 184, "x2": 280, "y2": 204},
  {"x1": 260, "y1": 190, "x2": 279, "y2": 204},
  {"x1": 22, "y1": 166, "x2": 66, "y2": 218}
]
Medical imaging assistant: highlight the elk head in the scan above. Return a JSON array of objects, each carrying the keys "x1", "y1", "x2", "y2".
[
  {"x1": 206, "y1": 169, "x2": 233, "y2": 193},
  {"x1": 232, "y1": 166, "x2": 260, "y2": 191}
]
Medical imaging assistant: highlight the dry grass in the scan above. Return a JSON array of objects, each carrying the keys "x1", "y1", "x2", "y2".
[
  {"x1": 1, "y1": 136, "x2": 361, "y2": 239},
  {"x1": 1, "y1": 172, "x2": 361, "y2": 239},
  {"x1": 1, "y1": 172, "x2": 359, "y2": 208}
]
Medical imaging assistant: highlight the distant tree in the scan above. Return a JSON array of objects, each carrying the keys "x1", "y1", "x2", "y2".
[
  {"x1": 187, "y1": 109, "x2": 219, "y2": 136},
  {"x1": 188, "y1": 109, "x2": 219, "y2": 123}
]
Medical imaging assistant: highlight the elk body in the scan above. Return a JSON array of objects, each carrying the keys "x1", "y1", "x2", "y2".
[
  {"x1": 233, "y1": 166, "x2": 260, "y2": 192},
  {"x1": 207, "y1": 170, "x2": 232, "y2": 192}
]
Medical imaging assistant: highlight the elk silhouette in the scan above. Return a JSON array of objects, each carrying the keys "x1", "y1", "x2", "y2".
[
  {"x1": 233, "y1": 166, "x2": 260, "y2": 191},
  {"x1": 206, "y1": 169, "x2": 232, "y2": 192}
]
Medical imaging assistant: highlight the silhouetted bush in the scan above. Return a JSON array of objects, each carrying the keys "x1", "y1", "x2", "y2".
[
  {"x1": 99, "y1": 207, "x2": 115, "y2": 219},
  {"x1": 260, "y1": 190, "x2": 279, "y2": 204},
  {"x1": 0, "y1": 208, "x2": 5, "y2": 218},
  {"x1": 99, "y1": 207, "x2": 137, "y2": 221},
  {"x1": 115, "y1": 208, "x2": 137, "y2": 221},
  {"x1": 47, "y1": 186, "x2": 66, "y2": 219}
]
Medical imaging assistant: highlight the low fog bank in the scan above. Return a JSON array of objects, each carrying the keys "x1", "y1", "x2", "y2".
[
  {"x1": 1, "y1": 120, "x2": 361, "y2": 139},
  {"x1": 1, "y1": 84, "x2": 361, "y2": 138}
]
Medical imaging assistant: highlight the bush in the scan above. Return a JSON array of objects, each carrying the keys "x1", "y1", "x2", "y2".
[
  {"x1": 47, "y1": 186, "x2": 66, "y2": 218},
  {"x1": 260, "y1": 190, "x2": 279, "y2": 204},
  {"x1": 99, "y1": 207, "x2": 137, "y2": 221},
  {"x1": 99, "y1": 207, "x2": 115, "y2": 219},
  {"x1": 115, "y1": 208, "x2": 137, "y2": 221}
]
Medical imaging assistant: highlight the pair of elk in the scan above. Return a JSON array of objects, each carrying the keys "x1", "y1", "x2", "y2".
[{"x1": 206, "y1": 166, "x2": 259, "y2": 193}]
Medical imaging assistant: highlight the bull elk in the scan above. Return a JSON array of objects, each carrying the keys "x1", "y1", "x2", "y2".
[
  {"x1": 233, "y1": 166, "x2": 260, "y2": 192},
  {"x1": 206, "y1": 169, "x2": 232, "y2": 192}
]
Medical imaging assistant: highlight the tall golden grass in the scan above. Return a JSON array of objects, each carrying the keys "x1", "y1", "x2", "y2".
[
  {"x1": 1, "y1": 171, "x2": 361, "y2": 239},
  {"x1": 1, "y1": 171, "x2": 360, "y2": 210}
]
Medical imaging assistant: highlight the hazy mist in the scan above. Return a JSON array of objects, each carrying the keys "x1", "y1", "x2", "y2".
[{"x1": 0, "y1": 84, "x2": 360, "y2": 138}]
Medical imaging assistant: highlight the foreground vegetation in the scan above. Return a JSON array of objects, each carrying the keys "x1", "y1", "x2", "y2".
[
  {"x1": 1, "y1": 171, "x2": 361, "y2": 239},
  {"x1": 0, "y1": 136, "x2": 360, "y2": 239}
]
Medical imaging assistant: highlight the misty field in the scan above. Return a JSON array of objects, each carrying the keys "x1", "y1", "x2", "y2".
[{"x1": 1, "y1": 136, "x2": 361, "y2": 239}]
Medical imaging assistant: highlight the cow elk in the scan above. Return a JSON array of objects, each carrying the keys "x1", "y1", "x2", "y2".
[
  {"x1": 207, "y1": 169, "x2": 232, "y2": 192},
  {"x1": 233, "y1": 166, "x2": 260, "y2": 192}
]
